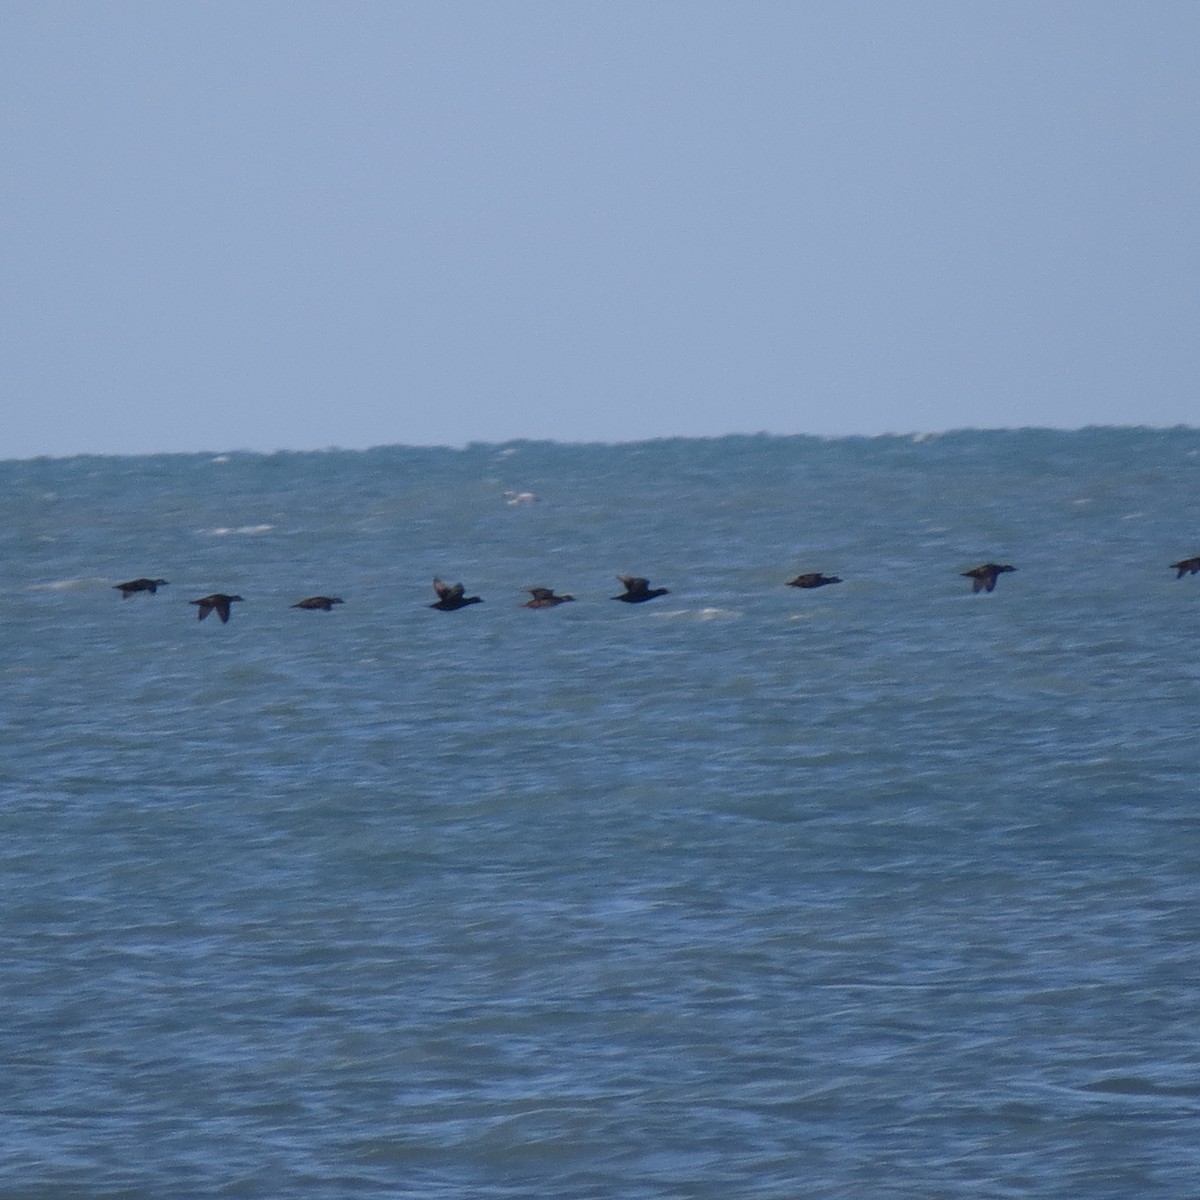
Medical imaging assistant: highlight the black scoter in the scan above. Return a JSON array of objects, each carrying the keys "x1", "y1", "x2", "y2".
[
  {"x1": 523, "y1": 587, "x2": 575, "y2": 608},
  {"x1": 114, "y1": 577, "x2": 168, "y2": 598},
  {"x1": 430, "y1": 579, "x2": 483, "y2": 611},
  {"x1": 190, "y1": 593, "x2": 244, "y2": 623},
  {"x1": 962, "y1": 563, "x2": 1015, "y2": 593},
  {"x1": 787, "y1": 572, "x2": 841, "y2": 589},
  {"x1": 291, "y1": 596, "x2": 344, "y2": 611},
  {"x1": 1170, "y1": 557, "x2": 1200, "y2": 578},
  {"x1": 611, "y1": 575, "x2": 670, "y2": 603}
]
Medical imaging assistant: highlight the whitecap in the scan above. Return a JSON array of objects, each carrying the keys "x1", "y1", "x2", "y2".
[
  {"x1": 650, "y1": 606, "x2": 740, "y2": 621},
  {"x1": 201, "y1": 524, "x2": 274, "y2": 536},
  {"x1": 30, "y1": 578, "x2": 91, "y2": 591}
]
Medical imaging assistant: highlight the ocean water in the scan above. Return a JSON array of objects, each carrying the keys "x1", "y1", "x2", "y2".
[{"x1": 1, "y1": 428, "x2": 1198, "y2": 1198}]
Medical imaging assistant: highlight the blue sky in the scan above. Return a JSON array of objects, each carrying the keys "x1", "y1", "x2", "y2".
[{"x1": 2, "y1": 1, "x2": 1196, "y2": 458}]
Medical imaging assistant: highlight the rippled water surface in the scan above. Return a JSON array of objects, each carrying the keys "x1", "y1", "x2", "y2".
[{"x1": 2, "y1": 430, "x2": 1198, "y2": 1197}]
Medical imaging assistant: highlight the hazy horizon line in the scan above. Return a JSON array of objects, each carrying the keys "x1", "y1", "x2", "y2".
[{"x1": 6, "y1": 423, "x2": 1198, "y2": 464}]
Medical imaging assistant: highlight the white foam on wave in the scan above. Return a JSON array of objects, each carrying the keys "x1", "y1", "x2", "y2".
[
  {"x1": 650, "y1": 606, "x2": 742, "y2": 621},
  {"x1": 201, "y1": 524, "x2": 274, "y2": 536},
  {"x1": 30, "y1": 578, "x2": 93, "y2": 591}
]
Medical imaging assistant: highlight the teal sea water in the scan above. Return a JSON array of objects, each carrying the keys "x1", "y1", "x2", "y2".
[{"x1": 2, "y1": 429, "x2": 1198, "y2": 1198}]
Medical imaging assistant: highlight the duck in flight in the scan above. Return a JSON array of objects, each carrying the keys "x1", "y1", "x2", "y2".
[
  {"x1": 114, "y1": 577, "x2": 168, "y2": 598},
  {"x1": 787, "y1": 572, "x2": 841, "y2": 589},
  {"x1": 962, "y1": 563, "x2": 1015, "y2": 593},
  {"x1": 291, "y1": 596, "x2": 344, "y2": 611},
  {"x1": 431, "y1": 579, "x2": 483, "y2": 611},
  {"x1": 523, "y1": 587, "x2": 575, "y2": 608},
  {"x1": 612, "y1": 575, "x2": 669, "y2": 603},
  {"x1": 190, "y1": 593, "x2": 244, "y2": 623},
  {"x1": 1170, "y1": 557, "x2": 1200, "y2": 578}
]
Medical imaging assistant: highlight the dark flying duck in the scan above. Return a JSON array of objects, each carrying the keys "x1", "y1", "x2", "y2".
[
  {"x1": 523, "y1": 587, "x2": 575, "y2": 608},
  {"x1": 962, "y1": 563, "x2": 1015, "y2": 593},
  {"x1": 787, "y1": 572, "x2": 842, "y2": 589},
  {"x1": 611, "y1": 575, "x2": 670, "y2": 603},
  {"x1": 190, "y1": 593, "x2": 244, "y2": 623},
  {"x1": 1170, "y1": 557, "x2": 1200, "y2": 578},
  {"x1": 430, "y1": 579, "x2": 483, "y2": 611},
  {"x1": 291, "y1": 596, "x2": 344, "y2": 611},
  {"x1": 114, "y1": 577, "x2": 168, "y2": 598}
]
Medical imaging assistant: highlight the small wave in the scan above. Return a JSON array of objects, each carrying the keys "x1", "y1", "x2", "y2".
[
  {"x1": 29, "y1": 578, "x2": 94, "y2": 591},
  {"x1": 201, "y1": 524, "x2": 274, "y2": 536},
  {"x1": 649, "y1": 606, "x2": 742, "y2": 621},
  {"x1": 1079, "y1": 1075, "x2": 1200, "y2": 1097}
]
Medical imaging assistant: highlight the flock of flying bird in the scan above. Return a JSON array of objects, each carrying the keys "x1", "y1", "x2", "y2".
[{"x1": 110, "y1": 557, "x2": 1200, "y2": 623}]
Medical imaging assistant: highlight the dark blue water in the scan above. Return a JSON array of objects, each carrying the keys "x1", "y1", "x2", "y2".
[{"x1": 2, "y1": 430, "x2": 1198, "y2": 1197}]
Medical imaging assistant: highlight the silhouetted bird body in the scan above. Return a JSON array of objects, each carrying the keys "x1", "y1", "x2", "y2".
[
  {"x1": 114, "y1": 577, "x2": 168, "y2": 598},
  {"x1": 190, "y1": 593, "x2": 244, "y2": 623},
  {"x1": 787, "y1": 572, "x2": 841, "y2": 589},
  {"x1": 962, "y1": 564, "x2": 1015, "y2": 593},
  {"x1": 1170, "y1": 557, "x2": 1200, "y2": 578},
  {"x1": 524, "y1": 587, "x2": 575, "y2": 608},
  {"x1": 291, "y1": 596, "x2": 344, "y2": 611},
  {"x1": 431, "y1": 579, "x2": 482, "y2": 611},
  {"x1": 611, "y1": 575, "x2": 669, "y2": 603}
]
